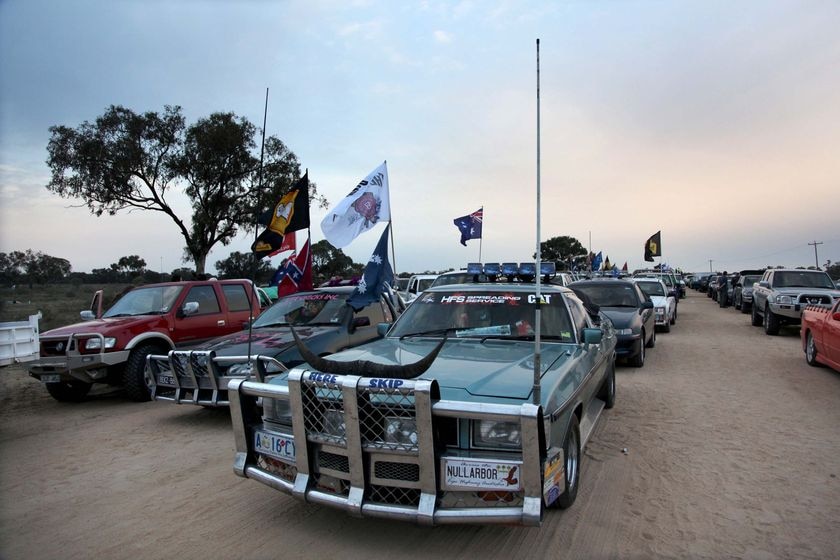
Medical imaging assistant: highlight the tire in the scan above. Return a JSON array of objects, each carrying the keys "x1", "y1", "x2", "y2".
[
  {"x1": 751, "y1": 304, "x2": 763, "y2": 326},
  {"x1": 663, "y1": 321, "x2": 671, "y2": 333},
  {"x1": 45, "y1": 380, "x2": 92, "y2": 403},
  {"x1": 123, "y1": 343, "x2": 164, "y2": 402},
  {"x1": 672, "y1": 305, "x2": 677, "y2": 324},
  {"x1": 550, "y1": 414, "x2": 581, "y2": 509},
  {"x1": 741, "y1": 301, "x2": 750, "y2": 314},
  {"x1": 630, "y1": 338, "x2": 645, "y2": 368},
  {"x1": 763, "y1": 304, "x2": 780, "y2": 336},
  {"x1": 646, "y1": 328, "x2": 656, "y2": 348},
  {"x1": 597, "y1": 359, "x2": 616, "y2": 409},
  {"x1": 805, "y1": 332, "x2": 822, "y2": 367}
]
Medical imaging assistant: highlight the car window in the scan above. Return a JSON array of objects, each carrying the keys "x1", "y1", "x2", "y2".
[
  {"x1": 253, "y1": 291, "x2": 349, "y2": 327},
  {"x1": 389, "y1": 290, "x2": 575, "y2": 341},
  {"x1": 103, "y1": 285, "x2": 183, "y2": 317},
  {"x1": 774, "y1": 271, "x2": 834, "y2": 289},
  {"x1": 571, "y1": 284, "x2": 639, "y2": 308},
  {"x1": 222, "y1": 284, "x2": 251, "y2": 312},
  {"x1": 185, "y1": 285, "x2": 221, "y2": 315},
  {"x1": 636, "y1": 281, "x2": 665, "y2": 297}
]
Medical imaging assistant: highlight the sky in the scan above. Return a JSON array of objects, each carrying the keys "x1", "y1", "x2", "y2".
[{"x1": 1, "y1": 0, "x2": 839, "y2": 277}]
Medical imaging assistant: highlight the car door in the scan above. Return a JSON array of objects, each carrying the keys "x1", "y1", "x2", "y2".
[
  {"x1": 174, "y1": 284, "x2": 228, "y2": 345},
  {"x1": 220, "y1": 282, "x2": 258, "y2": 329},
  {"x1": 825, "y1": 300, "x2": 840, "y2": 364},
  {"x1": 636, "y1": 284, "x2": 655, "y2": 340}
]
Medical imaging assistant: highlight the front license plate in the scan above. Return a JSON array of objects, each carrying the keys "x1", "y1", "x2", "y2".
[
  {"x1": 157, "y1": 374, "x2": 175, "y2": 386},
  {"x1": 442, "y1": 458, "x2": 523, "y2": 491},
  {"x1": 254, "y1": 429, "x2": 296, "y2": 465},
  {"x1": 41, "y1": 374, "x2": 61, "y2": 384}
]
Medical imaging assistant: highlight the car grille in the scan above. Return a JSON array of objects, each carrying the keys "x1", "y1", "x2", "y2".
[
  {"x1": 40, "y1": 338, "x2": 75, "y2": 356},
  {"x1": 798, "y1": 294, "x2": 832, "y2": 305}
]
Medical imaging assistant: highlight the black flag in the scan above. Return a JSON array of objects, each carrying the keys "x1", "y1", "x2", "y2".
[
  {"x1": 252, "y1": 173, "x2": 310, "y2": 259},
  {"x1": 644, "y1": 231, "x2": 661, "y2": 262}
]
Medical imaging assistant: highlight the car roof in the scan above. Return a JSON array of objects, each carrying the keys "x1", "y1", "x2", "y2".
[{"x1": 425, "y1": 282, "x2": 573, "y2": 294}]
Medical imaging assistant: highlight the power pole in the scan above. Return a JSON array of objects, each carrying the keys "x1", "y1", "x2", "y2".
[
  {"x1": 808, "y1": 240, "x2": 823, "y2": 269},
  {"x1": 709, "y1": 259, "x2": 713, "y2": 272}
]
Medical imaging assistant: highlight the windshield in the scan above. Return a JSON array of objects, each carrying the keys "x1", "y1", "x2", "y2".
[
  {"x1": 388, "y1": 290, "x2": 575, "y2": 341},
  {"x1": 774, "y1": 271, "x2": 835, "y2": 289},
  {"x1": 741, "y1": 275, "x2": 761, "y2": 287},
  {"x1": 103, "y1": 286, "x2": 183, "y2": 317},
  {"x1": 571, "y1": 284, "x2": 640, "y2": 308},
  {"x1": 252, "y1": 291, "x2": 350, "y2": 327},
  {"x1": 636, "y1": 282, "x2": 665, "y2": 297},
  {"x1": 431, "y1": 272, "x2": 474, "y2": 288}
]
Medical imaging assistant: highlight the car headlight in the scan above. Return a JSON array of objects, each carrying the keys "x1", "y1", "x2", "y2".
[
  {"x1": 616, "y1": 328, "x2": 634, "y2": 335},
  {"x1": 384, "y1": 417, "x2": 418, "y2": 446},
  {"x1": 85, "y1": 337, "x2": 116, "y2": 350},
  {"x1": 775, "y1": 295, "x2": 793, "y2": 304},
  {"x1": 322, "y1": 409, "x2": 346, "y2": 438},
  {"x1": 472, "y1": 420, "x2": 521, "y2": 449},
  {"x1": 264, "y1": 397, "x2": 292, "y2": 425}
]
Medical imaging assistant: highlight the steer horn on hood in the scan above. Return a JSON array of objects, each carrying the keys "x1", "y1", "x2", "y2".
[{"x1": 289, "y1": 326, "x2": 446, "y2": 379}]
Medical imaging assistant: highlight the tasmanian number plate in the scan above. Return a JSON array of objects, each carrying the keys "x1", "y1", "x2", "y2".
[
  {"x1": 40, "y1": 374, "x2": 61, "y2": 384},
  {"x1": 157, "y1": 374, "x2": 175, "y2": 386},
  {"x1": 254, "y1": 429, "x2": 296, "y2": 465}
]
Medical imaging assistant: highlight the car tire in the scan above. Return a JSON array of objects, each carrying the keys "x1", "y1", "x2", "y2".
[
  {"x1": 630, "y1": 338, "x2": 645, "y2": 368},
  {"x1": 805, "y1": 332, "x2": 822, "y2": 367},
  {"x1": 751, "y1": 304, "x2": 763, "y2": 326},
  {"x1": 123, "y1": 343, "x2": 164, "y2": 402},
  {"x1": 45, "y1": 380, "x2": 92, "y2": 403},
  {"x1": 663, "y1": 321, "x2": 671, "y2": 333},
  {"x1": 763, "y1": 304, "x2": 780, "y2": 336},
  {"x1": 741, "y1": 302, "x2": 750, "y2": 314},
  {"x1": 550, "y1": 414, "x2": 581, "y2": 510},
  {"x1": 734, "y1": 295, "x2": 741, "y2": 310},
  {"x1": 672, "y1": 306, "x2": 678, "y2": 324},
  {"x1": 597, "y1": 359, "x2": 616, "y2": 409}
]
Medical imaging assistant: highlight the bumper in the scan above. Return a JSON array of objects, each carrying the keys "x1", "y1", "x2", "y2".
[
  {"x1": 615, "y1": 335, "x2": 642, "y2": 359},
  {"x1": 29, "y1": 346, "x2": 129, "y2": 384},
  {"x1": 768, "y1": 302, "x2": 807, "y2": 321},
  {"x1": 229, "y1": 374, "x2": 547, "y2": 526}
]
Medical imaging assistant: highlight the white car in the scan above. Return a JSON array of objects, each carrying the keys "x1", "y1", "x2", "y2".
[{"x1": 632, "y1": 278, "x2": 676, "y2": 332}]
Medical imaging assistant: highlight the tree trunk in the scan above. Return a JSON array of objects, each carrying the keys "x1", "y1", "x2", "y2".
[{"x1": 193, "y1": 254, "x2": 206, "y2": 275}]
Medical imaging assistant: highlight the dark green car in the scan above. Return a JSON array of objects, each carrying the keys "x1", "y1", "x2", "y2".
[{"x1": 229, "y1": 275, "x2": 617, "y2": 526}]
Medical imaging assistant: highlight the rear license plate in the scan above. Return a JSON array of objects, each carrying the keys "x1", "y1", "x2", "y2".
[
  {"x1": 157, "y1": 374, "x2": 175, "y2": 386},
  {"x1": 254, "y1": 429, "x2": 296, "y2": 465},
  {"x1": 41, "y1": 375, "x2": 61, "y2": 384}
]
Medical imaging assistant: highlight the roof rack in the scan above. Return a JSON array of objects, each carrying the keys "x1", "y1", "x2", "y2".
[{"x1": 465, "y1": 262, "x2": 557, "y2": 283}]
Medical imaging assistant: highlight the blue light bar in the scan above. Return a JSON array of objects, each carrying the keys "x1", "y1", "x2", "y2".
[
  {"x1": 484, "y1": 263, "x2": 501, "y2": 276},
  {"x1": 502, "y1": 262, "x2": 519, "y2": 276},
  {"x1": 467, "y1": 262, "x2": 483, "y2": 275},
  {"x1": 519, "y1": 263, "x2": 536, "y2": 276},
  {"x1": 540, "y1": 262, "x2": 556, "y2": 275}
]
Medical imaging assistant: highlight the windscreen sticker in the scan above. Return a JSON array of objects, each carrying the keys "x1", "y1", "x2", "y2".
[{"x1": 455, "y1": 325, "x2": 512, "y2": 337}]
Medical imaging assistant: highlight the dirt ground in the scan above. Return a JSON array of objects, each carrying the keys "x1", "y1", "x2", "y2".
[{"x1": 1, "y1": 291, "x2": 839, "y2": 560}]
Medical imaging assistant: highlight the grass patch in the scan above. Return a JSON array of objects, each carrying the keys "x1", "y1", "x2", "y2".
[{"x1": 0, "y1": 284, "x2": 133, "y2": 332}]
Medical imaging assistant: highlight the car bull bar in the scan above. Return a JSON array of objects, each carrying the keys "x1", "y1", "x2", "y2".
[{"x1": 229, "y1": 370, "x2": 546, "y2": 526}]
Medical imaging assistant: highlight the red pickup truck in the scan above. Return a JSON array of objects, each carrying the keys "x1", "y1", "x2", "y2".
[
  {"x1": 801, "y1": 301, "x2": 840, "y2": 373},
  {"x1": 29, "y1": 279, "x2": 263, "y2": 402}
]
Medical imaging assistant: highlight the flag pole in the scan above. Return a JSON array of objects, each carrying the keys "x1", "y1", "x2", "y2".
[
  {"x1": 479, "y1": 206, "x2": 483, "y2": 262},
  {"x1": 532, "y1": 38, "x2": 542, "y2": 407},
  {"x1": 384, "y1": 160, "x2": 398, "y2": 285},
  {"x1": 248, "y1": 87, "x2": 269, "y2": 364}
]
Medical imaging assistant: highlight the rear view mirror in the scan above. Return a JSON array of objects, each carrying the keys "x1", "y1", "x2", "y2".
[
  {"x1": 180, "y1": 301, "x2": 199, "y2": 317},
  {"x1": 80, "y1": 310, "x2": 95, "y2": 321},
  {"x1": 376, "y1": 323, "x2": 390, "y2": 337},
  {"x1": 641, "y1": 301, "x2": 654, "y2": 310}
]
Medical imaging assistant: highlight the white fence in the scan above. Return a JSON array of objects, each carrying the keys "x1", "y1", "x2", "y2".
[{"x1": 0, "y1": 312, "x2": 41, "y2": 367}]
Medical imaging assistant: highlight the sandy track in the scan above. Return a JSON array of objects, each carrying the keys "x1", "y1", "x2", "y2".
[{"x1": 1, "y1": 292, "x2": 839, "y2": 559}]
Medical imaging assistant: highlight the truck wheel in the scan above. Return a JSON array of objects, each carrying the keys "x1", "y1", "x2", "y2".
[
  {"x1": 46, "y1": 380, "x2": 92, "y2": 403},
  {"x1": 597, "y1": 360, "x2": 616, "y2": 409},
  {"x1": 123, "y1": 344, "x2": 164, "y2": 402},
  {"x1": 763, "y1": 305, "x2": 780, "y2": 336},
  {"x1": 751, "y1": 304, "x2": 763, "y2": 326},
  {"x1": 551, "y1": 414, "x2": 581, "y2": 509},
  {"x1": 805, "y1": 332, "x2": 821, "y2": 367}
]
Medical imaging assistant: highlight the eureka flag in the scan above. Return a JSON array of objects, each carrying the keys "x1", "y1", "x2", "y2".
[
  {"x1": 252, "y1": 173, "x2": 310, "y2": 259},
  {"x1": 320, "y1": 162, "x2": 390, "y2": 248},
  {"x1": 644, "y1": 231, "x2": 662, "y2": 262},
  {"x1": 347, "y1": 225, "x2": 394, "y2": 311},
  {"x1": 453, "y1": 207, "x2": 483, "y2": 246}
]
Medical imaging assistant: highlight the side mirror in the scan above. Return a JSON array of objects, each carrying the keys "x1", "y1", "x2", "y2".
[
  {"x1": 641, "y1": 301, "x2": 654, "y2": 310},
  {"x1": 376, "y1": 322, "x2": 390, "y2": 337},
  {"x1": 80, "y1": 310, "x2": 95, "y2": 321},
  {"x1": 759, "y1": 281, "x2": 770, "y2": 288},
  {"x1": 353, "y1": 316, "x2": 371, "y2": 328},
  {"x1": 582, "y1": 328, "x2": 602, "y2": 345},
  {"x1": 667, "y1": 290, "x2": 677, "y2": 298}
]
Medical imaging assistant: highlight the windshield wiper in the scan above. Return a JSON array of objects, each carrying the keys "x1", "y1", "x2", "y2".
[{"x1": 399, "y1": 328, "x2": 458, "y2": 340}]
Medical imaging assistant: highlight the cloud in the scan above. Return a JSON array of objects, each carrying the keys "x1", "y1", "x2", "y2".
[{"x1": 433, "y1": 30, "x2": 453, "y2": 44}]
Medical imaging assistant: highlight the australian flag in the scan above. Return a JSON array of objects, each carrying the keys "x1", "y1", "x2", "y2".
[
  {"x1": 347, "y1": 225, "x2": 394, "y2": 311},
  {"x1": 453, "y1": 207, "x2": 483, "y2": 246},
  {"x1": 591, "y1": 251, "x2": 603, "y2": 271}
]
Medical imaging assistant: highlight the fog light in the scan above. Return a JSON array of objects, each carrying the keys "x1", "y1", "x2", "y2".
[{"x1": 384, "y1": 417, "x2": 417, "y2": 445}]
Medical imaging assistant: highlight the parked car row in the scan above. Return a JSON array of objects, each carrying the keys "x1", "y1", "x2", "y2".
[{"x1": 693, "y1": 268, "x2": 840, "y2": 373}]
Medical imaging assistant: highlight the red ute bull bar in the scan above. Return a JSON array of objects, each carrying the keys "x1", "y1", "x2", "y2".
[{"x1": 229, "y1": 370, "x2": 548, "y2": 526}]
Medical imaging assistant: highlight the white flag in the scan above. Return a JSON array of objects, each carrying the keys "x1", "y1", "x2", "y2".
[{"x1": 320, "y1": 162, "x2": 390, "y2": 248}]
